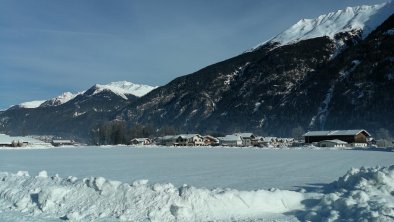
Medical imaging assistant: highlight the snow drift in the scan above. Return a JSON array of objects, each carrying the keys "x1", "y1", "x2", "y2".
[{"x1": 0, "y1": 166, "x2": 393, "y2": 221}]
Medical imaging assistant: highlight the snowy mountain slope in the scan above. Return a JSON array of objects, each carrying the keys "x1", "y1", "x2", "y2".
[
  {"x1": 253, "y1": 2, "x2": 393, "y2": 49},
  {"x1": 18, "y1": 100, "x2": 46, "y2": 109},
  {"x1": 120, "y1": 7, "x2": 394, "y2": 137},
  {"x1": 0, "y1": 81, "x2": 156, "y2": 140},
  {"x1": 40, "y1": 92, "x2": 82, "y2": 107},
  {"x1": 1, "y1": 3, "x2": 393, "y2": 140},
  {"x1": 92, "y1": 81, "x2": 158, "y2": 99},
  {"x1": 15, "y1": 81, "x2": 156, "y2": 109}
]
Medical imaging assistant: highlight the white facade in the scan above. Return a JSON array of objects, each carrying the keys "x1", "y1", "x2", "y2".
[
  {"x1": 318, "y1": 139, "x2": 348, "y2": 148},
  {"x1": 219, "y1": 135, "x2": 243, "y2": 147}
]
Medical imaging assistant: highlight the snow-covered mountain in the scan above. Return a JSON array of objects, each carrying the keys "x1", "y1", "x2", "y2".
[
  {"x1": 15, "y1": 81, "x2": 156, "y2": 109},
  {"x1": 253, "y1": 2, "x2": 393, "y2": 49},
  {"x1": 1, "y1": 81, "x2": 158, "y2": 139},
  {"x1": 91, "y1": 81, "x2": 158, "y2": 99},
  {"x1": 120, "y1": 3, "x2": 394, "y2": 137},
  {"x1": 40, "y1": 92, "x2": 82, "y2": 107},
  {"x1": 1, "y1": 3, "x2": 393, "y2": 140},
  {"x1": 18, "y1": 100, "x2": 47, "y2": 109}
]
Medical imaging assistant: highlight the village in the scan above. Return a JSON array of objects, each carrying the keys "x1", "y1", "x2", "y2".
[
  {"x1": 131, "y1": 129, "x2": 391, "y2": 149},
  {"x1": 0, "y1": 129, "x2": 393, "y2": 150}
]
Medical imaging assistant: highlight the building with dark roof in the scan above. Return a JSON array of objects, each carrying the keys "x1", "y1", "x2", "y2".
[{"x1": 303, "y1": 130, "x2": 371, "y2": 144}]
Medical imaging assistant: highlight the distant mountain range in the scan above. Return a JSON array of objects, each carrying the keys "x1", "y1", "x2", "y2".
[
  {"x1": 13, "y1": 81, "x2": 157, "y2": 109},
  {"x1": 0, "y1": 82, "x2": 157, "y2": 139},
  {"x1": 1, "y1": 2, "x2": 393, "y2": 141}
]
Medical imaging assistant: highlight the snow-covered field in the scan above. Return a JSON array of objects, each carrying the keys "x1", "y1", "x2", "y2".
[{"x1": 0, "y1": 147, "x2": 393, "y2": 221}]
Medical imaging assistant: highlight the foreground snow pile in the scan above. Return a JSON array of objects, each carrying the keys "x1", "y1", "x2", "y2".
[
  {"x1": 0, "y1": 166, "x2": 393, "y2": 221},
  {"x1": 302, "y1": 165, "x2": 394, "y2": 221},
  {"x1": 0, "y1": 171, "x2": 303, "y2": 221}
]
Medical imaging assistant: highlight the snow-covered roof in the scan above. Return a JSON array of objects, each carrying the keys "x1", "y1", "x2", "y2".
[
  {"x1": 219, "y1": 135, "x2": 242, "y2": 141},
  {"x1": 303, "y1": 130, "x2": 370, "y2": 137},
  {"x1": 235, "y1": 133, "x2": 254, "y2": 138},
  {"x1": 177, "y1": 134, "x2": 201, "y2": 139},
  {"x1": 131, "y1": 138, "x2": 149, "y2": 142},
  {"x1": 52, "y1": 140, "x2": 73, "y2": 143},
  {"x1": 0, "y1": 134, "x2": 49, "y2": 145}
]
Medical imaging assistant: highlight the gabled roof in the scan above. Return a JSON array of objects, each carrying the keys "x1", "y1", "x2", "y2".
[
  {"x1": 303, "y1": 129, "x2": 370, "y2": 137},
  {"x1": 177, "y1": 134, "x2": 202, "y2": 139},
  {"x1": 219, "y1": 135, "x2": 242, "y2": 141},
  {"x1": 131, "y1": 138, "x2": 149, "y2": 142},
  {"x1": 235, "y1": 133, "x2": 254, "y2": 138}
]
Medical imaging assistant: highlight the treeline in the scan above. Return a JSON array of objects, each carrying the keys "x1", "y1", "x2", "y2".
[{"x1": 90, "y1": 121, "x2": 178, "y2": 145}]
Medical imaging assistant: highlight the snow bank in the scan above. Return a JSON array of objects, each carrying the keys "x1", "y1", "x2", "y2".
[
  {"x1": 302, "y1": 165, "x2": 394, "y2": 221},
  {"x1": 0, "y1": 166, "x2": 393, "y2": 221},
  {"x1": 0, "y1": 171, "x2": 304, "y2": 221}
]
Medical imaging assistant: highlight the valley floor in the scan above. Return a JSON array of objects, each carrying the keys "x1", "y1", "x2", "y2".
[{"x1": 0, "y1": 147, "x2": 393, "y2": 221}]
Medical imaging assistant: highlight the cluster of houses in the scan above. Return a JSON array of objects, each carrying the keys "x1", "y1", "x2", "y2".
[
  {"x1": 129, "y1": 129, "x2": 390, "y2": 149},
  {"x1": 1, "y1": 129, "x2": 391, "y2": 149},
  {"x1": 0, "y1": 134, "x2": 52, "y2": 147},
  {"x1": 130, "y1": 133, "x2": 295, "y2": 147}
]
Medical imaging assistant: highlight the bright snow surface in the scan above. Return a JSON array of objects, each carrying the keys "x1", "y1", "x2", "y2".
[
  {"x1": 43, "y1": 92, "x2": 81, "y2": 106},
  {"x1": 18, "y1": 100, "x2": 47, "y2": 109},
  {"x1": 93, "y1": 81, "x2": 158, "y2": 99},
  {"x1": 253, "y1": 2, "x2": 394, "y2": 49},
  {"x1": 0, "y1": 147, "x2": 393, "y2": 221}
]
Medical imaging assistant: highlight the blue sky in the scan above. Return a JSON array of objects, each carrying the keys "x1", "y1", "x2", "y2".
[{"x1": 0, "y1": 0, "x2": 387, "y2": 109}]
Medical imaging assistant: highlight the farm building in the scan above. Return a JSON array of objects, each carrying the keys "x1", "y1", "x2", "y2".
[{"x1": 304, "y1": 129, "x2": 371, "y2": 144}]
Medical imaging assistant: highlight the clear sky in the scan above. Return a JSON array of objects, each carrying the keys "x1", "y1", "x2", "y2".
[{"x1": 0, "y1": 0, "x2": 387, "y2": 109}]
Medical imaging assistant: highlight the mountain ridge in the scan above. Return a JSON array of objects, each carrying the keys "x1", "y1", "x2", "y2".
[{"x1": 0, "y1": 3, "x2": 393, "y2": 141}]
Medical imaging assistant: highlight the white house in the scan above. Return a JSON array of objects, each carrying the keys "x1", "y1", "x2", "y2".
[
  {"x1": 203, "y1": 135, "x2": 220, "y2": 146},
  {"x1": 130, "y1": 138, "x2": 152, "y2": 146},
  {"x1": 174, "y1": 134, "x2": 204, "y2": 146},
  {"x1": 234, "y1": 133, "x2": 256, "y2": 146},
  {"x1": 219, "y1": 135, "x2": 243, "y2": 147}
]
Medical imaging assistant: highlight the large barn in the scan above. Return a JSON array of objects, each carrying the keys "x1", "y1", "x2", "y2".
[{"x1": 303, "y1": 130, "x2": 371, "y2": 144}]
